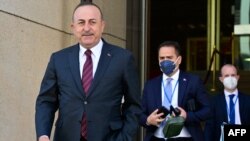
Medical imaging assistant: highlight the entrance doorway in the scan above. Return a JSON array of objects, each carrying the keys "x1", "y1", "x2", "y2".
[{"x1": 147, "y1": 0, "x2": 234, "y2": 79}]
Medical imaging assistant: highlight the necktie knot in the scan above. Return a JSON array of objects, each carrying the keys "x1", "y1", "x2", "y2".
[
  {"x1": 166, "y1": 77, "x2": 172, "y2": 84},
  {"x1": 85, "y1": 49, "x2": 92, "y2": 57},
  {"x1": 229, "y1": 94, "x2": 235, "y2": 100}
]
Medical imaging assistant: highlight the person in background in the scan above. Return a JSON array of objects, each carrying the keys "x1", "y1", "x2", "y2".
[
  {"x1": 139, "y1": 41, "x2": 211, "y2": 141},
  {"x1": 35, "y1": 2, "x2": 141, "y2": 141},
  {"x1": 204, "y1": 64, "x2": 250, "y2": 141}
]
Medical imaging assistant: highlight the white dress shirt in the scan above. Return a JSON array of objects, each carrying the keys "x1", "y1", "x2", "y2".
[
  {"x1": 79, "y1": 40, "x2": 103, "y2": 78},
  {"x1": 154, "y1": 70, "x2": 191, "y2": 139},
  {"x1": 224, "y1": 89, "x2": 241, "y2": 124}
]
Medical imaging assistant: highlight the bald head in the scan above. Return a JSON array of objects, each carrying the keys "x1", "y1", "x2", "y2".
[{"x1": 220, "y1": 64, "x2": 238, "y2": 77}]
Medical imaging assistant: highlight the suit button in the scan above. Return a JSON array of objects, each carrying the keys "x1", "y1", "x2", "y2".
[{"x1": 84, "y1": 101, "x2": 88, "y2": 104}]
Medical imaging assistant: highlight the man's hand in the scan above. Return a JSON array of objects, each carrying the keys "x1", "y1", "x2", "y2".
[
  {"x1": 39, "y1": 135, "x2": 50, "y2": 141},
  {"x1": 146, "y1": 109, "x2": 165, "y2": 126},
  {"x1": 175, "y1": 107, "x2": 187, "y2": 119}
]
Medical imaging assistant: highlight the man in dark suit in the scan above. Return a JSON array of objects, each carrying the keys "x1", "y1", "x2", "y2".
[
  {"x1": 35, "y1": 2, "x2": 141, "y2": 141},
  {"x1": 204, "y1": 64, "x2": 250, "y2": 141},
  {"x1": 139, "y1": 41, "x2": 211, "y2": 141}
]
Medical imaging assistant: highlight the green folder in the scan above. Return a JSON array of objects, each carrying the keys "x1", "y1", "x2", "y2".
[{"x1": 163, "y1": 116, "x2": 185, "y2": 138}]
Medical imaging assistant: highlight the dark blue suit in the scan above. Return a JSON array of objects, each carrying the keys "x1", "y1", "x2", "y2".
[
  {"x1": 204, "y1": 92, "x2": 250, "y2": 141},
  {"x1": 139, "y1": 71, "x2": 211, "y2": 141},
  {"x1": 35, "y1": 40, "x2": 142, "y2": 141}
]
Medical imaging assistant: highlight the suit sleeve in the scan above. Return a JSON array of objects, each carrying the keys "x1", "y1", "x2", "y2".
[
  {"x1": 139, "y1": 81, "x2": 150, "y2": 127},
  {"x1": 114, "y1": 52, "x2": 142, "y2": 140},
  {"x1": 35, "y1": 53, "x2": 59, "y2": 139},
  {"x1": 185, "y1": 76, "x2": 212, "y2": 123},
  {"x1": 139, "y1": 81, "x2": 158, "y2": 132},
  {"x1": 204, "y1": 95, "x2": 216, "y2": 141}
]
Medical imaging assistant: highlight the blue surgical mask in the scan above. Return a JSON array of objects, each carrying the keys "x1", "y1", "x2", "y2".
[{"x1": 160, "y1": 57, "x2": 179, "y2": 75}]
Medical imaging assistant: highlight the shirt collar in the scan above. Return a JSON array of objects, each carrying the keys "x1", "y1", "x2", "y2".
[
  {"x1": 162, "y1": 69, "x2": 180, "y2": 81},
  {"x1": 224, "y1": 89, "x2": 238, "y2": 97},
  {"x1": 79, "y1": 40, "x2": 103, "y2": 58}
]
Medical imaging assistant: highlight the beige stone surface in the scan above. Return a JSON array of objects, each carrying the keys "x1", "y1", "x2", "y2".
[
  {"x1": 0, "y1": 0, "x2": 79, "y2": 33},
  {"x1": 0, "y1": 1, "x2": 77, "y2": 140},
  {"x1": 95, "y1": 0, "x2": 127, "y2": 47}
]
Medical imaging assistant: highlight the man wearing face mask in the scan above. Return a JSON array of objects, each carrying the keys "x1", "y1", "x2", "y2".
[
  {"x1": 139, "y1": 41, "x2": 211, "y2": 141},
  {"x1": 204, "y1": 64, "x2": 250, "y2": 141}
]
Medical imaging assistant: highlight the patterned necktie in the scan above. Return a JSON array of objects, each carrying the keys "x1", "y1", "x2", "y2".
[
  {"x1": 82, "y1": 49, "x2": 93, "y2": 93},
  {"x1": 229, "y1": 94, "x2": 235, "y2": 124},
  {"x1": 81, "y1": 49, "x2": 93, "y2": 139},
  {"x1": 163, "y1": 78, "x2": 173, "y2": 109}
]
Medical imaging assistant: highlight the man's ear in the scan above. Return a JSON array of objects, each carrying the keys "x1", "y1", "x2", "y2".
[
  {"x1": 70, "y1": 23, "x2": 74, "y2": 32},
  {"x1": 237, "y1": 75, "x2": 240, "y2": 80},
  {"x1": 101, "y1": 20, "x2": 106, "y2": 32},
  {"x1": 177, "y1": 56, "x2": 182, "y2": 65},
  {"x1": 219, "y1": 76, "x2": 223, "y2": 83}
]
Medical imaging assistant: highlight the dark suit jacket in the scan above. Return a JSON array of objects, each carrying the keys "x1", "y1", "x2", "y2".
[
  {"x1": 35, "y1": 40, "x2": 142, "y2": 141},
  {"x1": 204, "y1": 92, "x2": 250, "y2": 141},
  {"x1": 139, "y1": 71, "x2": 211, "y2": 141}
]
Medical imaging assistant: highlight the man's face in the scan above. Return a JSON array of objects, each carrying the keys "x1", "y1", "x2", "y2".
[
  {"x1": 158, "y1": 46, "x2": 182, "y2": 66},
  {"x1": 219, "y1": 66, "x2": 239, "y2": 82},
  {"x1": 71, "y1": 5, "x2": 105, "y2": 48}
]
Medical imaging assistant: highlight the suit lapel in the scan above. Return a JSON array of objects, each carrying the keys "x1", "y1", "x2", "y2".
[
  {"x1": 155, "y1": 76, "x2": 163, "y2": 108},
  {"x1": 219, "y1": 93, "x2": 228, "y2": 122},
  {"x1": 87, "y1": 42, "x2": 112, "y2": 96},
  {"x1": 238, "y1": 93, "x2": 245, "y2": 123},
  {"x1": 178, "y1": 72, "x2": 188, "y2": 106},
  {"x1": 68, "y1": 44, "x2": 85, "y2": 98}
]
